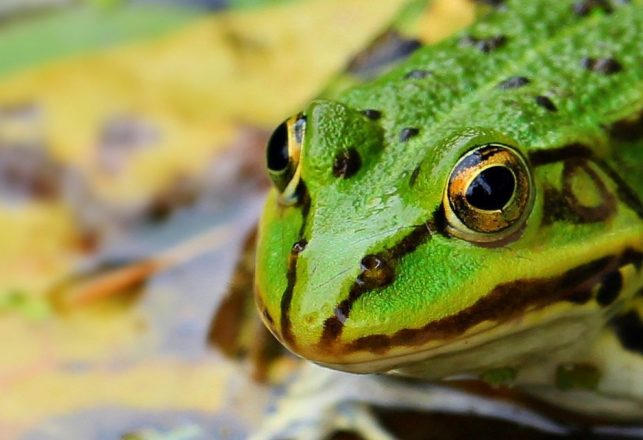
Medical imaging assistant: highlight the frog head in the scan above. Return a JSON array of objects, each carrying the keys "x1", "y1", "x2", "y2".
[{"x1": 255, "y1": 98, "x2": 640, "y2": 378}]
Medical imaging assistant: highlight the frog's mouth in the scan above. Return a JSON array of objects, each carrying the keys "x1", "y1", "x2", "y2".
[
  {"x1": 317, "y1": 304, "x2": 601, "y2": 378},
  {"x1": 306, "y1": 248, "x2": 641, "y2": 377}
]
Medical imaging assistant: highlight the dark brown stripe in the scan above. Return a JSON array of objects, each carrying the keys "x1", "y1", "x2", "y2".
[
  {"x1": 320, "y1": 222, "x2": 434, "y2": 345},
  {"x1": 562, "y1": 158, "x2": 616, "y2": 223},
  {"x1": 595, "y1": 270, "x2": 622, "y2": 306},
  {"x1": 608, "y1": 112, "x2": 643, "y2": 142},
  {"x1": 322, "y1": 256, "x2": 395, "y2": 342},
  {"x1": 278, "y1": 192, "x2": 311, "y2": 347},
  {"x1": 343, "y1": 250, "x2": 642, "y2": 354},
  {"x1": 610, "y1": 310, "x2": 643, "y2": 355},
  {"x1": 541, "y1": 184, "x2": 574, "y2": 225},
  {"x1": 594, "y1": 158, "x2": 643, "y2": 219},
  {"x1": 624, "y1": 248, "x2": 643, "y2": 271},
  {"x1": 529, "y1": 144, "x2": 643, "y2": 219},
  {"x1": 528, "y1": 144, "x2": 592, "y2": 166}
]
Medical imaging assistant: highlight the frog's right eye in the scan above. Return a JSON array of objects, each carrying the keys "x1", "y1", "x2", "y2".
[
  {"x1": 443, "y1": 143, "x2": 534, "y2": 244},
  {"x1": 266, "y1": 113, "x2": 306, "y2": 203}
]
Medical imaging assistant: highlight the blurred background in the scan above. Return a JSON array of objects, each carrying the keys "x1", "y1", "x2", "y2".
[{"x1": 0, "y1": 0, "x2": 432, "y2": 438}]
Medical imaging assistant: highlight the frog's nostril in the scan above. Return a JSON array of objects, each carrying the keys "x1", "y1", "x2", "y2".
[
  {"x1": 332, "y1": 148, "x2": 362, "y2": 179},
  {"x1": 358, "y1": 255, "x2": 395, "y2": 289}
]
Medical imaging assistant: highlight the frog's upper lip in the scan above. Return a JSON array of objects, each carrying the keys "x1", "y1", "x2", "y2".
[{"x1": 311, "y1": 305, "x2": 598, "y2": 377}]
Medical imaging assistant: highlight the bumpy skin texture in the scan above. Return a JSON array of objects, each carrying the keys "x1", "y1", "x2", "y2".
[{"x1": 256, "y1": 0, "x2": 643, "y2": 376}]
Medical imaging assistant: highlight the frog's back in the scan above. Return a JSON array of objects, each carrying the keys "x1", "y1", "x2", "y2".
[{"x1": 340, "y1": 0, "x2": 642, "y2": 167}]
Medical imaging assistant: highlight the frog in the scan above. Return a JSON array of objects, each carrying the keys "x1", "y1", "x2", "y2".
[
  {"x1": 208, "y1": 0, "x2": 643, "y2": 437},
  {"x1": 249, "y1": 0, "x2": 643, "y2": 434}
]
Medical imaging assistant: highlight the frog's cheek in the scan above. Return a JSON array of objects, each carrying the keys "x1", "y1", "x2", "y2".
[{"x1": 254, "y1": 190, "x2": 307, "y2": 347}]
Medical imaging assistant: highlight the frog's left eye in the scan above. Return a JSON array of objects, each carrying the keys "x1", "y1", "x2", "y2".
[
  {"x1": 443, "y1": 144, "x2": 534, "y2": 243},
  {"x1": 266, "y1": 113, "x2": 306, "y2": 204}
]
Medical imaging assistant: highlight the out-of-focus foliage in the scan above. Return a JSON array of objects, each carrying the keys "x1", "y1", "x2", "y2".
[{"x1": 0, "y1": 5, "x2": 199, "y2": 78}]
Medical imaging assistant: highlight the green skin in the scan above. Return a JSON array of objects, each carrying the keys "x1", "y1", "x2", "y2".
[{"x1": 256, "y1": 0, "x2": 643, "y2": 416}]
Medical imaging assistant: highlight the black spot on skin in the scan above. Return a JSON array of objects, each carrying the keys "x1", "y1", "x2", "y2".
[
  {"x1": 399, "y1": 128, "x2": 420, "y2": 142},
  {"x1": 580, "y1": 57, "x2": 594, "y2": 70},
  {"x1": 460, "y1": 34, "x2": 507, "y2": 53},
  {"x1": 610, "y1": 311, "x2": 643, "y2": 354},
  {"x1": 361, "y1": 109, "x2": 382, "y2": 120},
  {"x1": 472, "y1": 0, "x2": 505, "y2": 7},
  {"x1": 582, "y1": 57, "x2": 622, "y2": 75},
  {"x1": 596, "y1": 270, "x2": 622, "y2": 306},
  {"x1": 608, "y1": 112, "x2": 643, "y2": 142},
  {"x1": 332, "y1": 148, "x2": 361, "y2": 179},
  {"x1": 479, "y1": 35, "x2": 507, "y2": 53},
  {"x1": 535, "y1": 95, "x2": 557, "y2": 112},
  {"x1": 573, "y1": 0, "x2": 613, "y2": 17},
  {"x1": 497, "y1": 76, "x2": 531, "y2": 89},
  {"x1": 404, "y1": 69, "x2": 433, "y2": 80},
  {"x1": 593, "y1": 58, "x2": 622, "y2": 74},
  {"x1": 409, "y1": 166, "x2": 421, "y2": 187}
]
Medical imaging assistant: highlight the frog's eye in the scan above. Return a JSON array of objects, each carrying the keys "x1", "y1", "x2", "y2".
[
  {"x1": 266, "y1": 113, "x2": 306, "y2": 203},
  {"x1": 443, "y1": 144, "x2": 533, "y2": 243}
]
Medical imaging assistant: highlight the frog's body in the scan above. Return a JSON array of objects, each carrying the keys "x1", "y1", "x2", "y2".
[{"x1": 253, "y1": 0, "x2": 643, "y2": 422}]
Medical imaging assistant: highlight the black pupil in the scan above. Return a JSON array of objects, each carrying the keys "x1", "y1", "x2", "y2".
[
  {"x1": 266, "y1": 121, "x2": 289, "y2": 172},
  {"x1": 466, "y1": 166, "x2": 516, "y2": 211}
]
